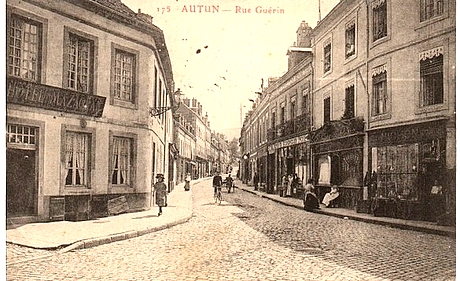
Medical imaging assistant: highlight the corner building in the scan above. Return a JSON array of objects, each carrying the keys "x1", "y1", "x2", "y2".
[
  {"x1": 311, "y1": 0, "x2": 455, "y2": 219},
  {"x1": 6, "y1": 0, "x2": 175, "y2": 223},
  {"x1": 364, "y1": 0, "x2": 456, "y2": 220}
]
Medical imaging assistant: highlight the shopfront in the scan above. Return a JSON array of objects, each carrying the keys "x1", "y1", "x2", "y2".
[
  {"x1": 367, "y1": 119, "x2": 448, "y2": 221},
  {"x1": 269, "y1": 135, "x2": 310, "y2": 197},
  {"x1": 311, "y1": 118, "x2": 365, "y2": 209}
]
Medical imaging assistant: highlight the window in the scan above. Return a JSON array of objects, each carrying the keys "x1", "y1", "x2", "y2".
[
  {"x1": 111, "y1": 137, "x2": 133, "y2": 186},
  {"x1": 8, "y1": 14, "x2": 41, "y2": 81},
  {"x1": 114, "y1": 50, "x2": 135, "y2": 102},
  {"x1": 7, "y1": 124, "x2": 37, "y2": 146},
  {"x1": 372, "y1": 69, "x2": 388, "y2": 116},
  {"x1": 301, "y1": 88, "x2": 310, "y2": 115},
  {"x1": 280, "y1": 105, "x2": 285, "y2": 124},
  {"x1": 66, "y1": 33, "x2": 93, "y2": 93},
  {"x1": 323, "y1": 96, "x2": 331, "y2": 123},
  {"x1": 154, "y1": 66, "x2": 158, "y2": 108},
  {"x1": 323, "y1": 42, "x2": 332, "y2": 73},
  {"x1": 65, "y1": 132, "x2": 90, "y2": 187},
  {"x1": 420, "y1": 53, "x2": 443, "y2": 106},
  {"x1": 344, "y1": 85, "x2": 355, "y2": 119},
  {"x1": 290, "y1": 98, "x2": 296, "y2": 120},
  {"x1": 420, "y1": 0, "x2": 444, "y2": 22},
  {"x1": 345, "y1": 22, "x2": 356, "y2": 58},
  {"x1": 271, "y1": 111, "x2": 276, "y2": 128},
  {"x1": 302, "y1": 94, "x2": 308, "y2": 114},
  {"x1": 372, "y1": 0, "x2": 387, "y2": 41}
]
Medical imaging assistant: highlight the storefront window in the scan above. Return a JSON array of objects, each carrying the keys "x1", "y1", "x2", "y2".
[{"x1": 373, "y1": 144, "x2": 419, "y2": 200}]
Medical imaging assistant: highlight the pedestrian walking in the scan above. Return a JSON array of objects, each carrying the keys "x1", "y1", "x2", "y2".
[
  {"x1": 153, "y1": 174, "x2": 168, "y2": 216},
  {"x1": 253, "y1": 172, "x2": 259, "y2": 191},
  {"x1": 184, "y1": 173, "x2": 191, "y2": 191}
]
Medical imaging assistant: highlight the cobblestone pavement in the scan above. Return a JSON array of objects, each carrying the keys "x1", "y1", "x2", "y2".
[{"x1": 7, "y1": 179, "x2": 456, "y2": 280}]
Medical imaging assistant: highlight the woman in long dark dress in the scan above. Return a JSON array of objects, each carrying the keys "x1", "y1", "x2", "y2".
[
  {"x1": 154, "y1": 174, "x2": 168, "y2": 216},
  {"x1": 303, "y1": 178, "x2": 320, "y2": 211}
]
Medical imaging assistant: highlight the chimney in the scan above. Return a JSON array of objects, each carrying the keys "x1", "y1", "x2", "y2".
[{"x1": 137, "y1": 9, "x2": 153, "y2": 24}]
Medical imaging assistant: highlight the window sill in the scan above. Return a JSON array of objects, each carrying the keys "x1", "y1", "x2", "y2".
[
  {"x1": 415, "y1": 103, "x2": 447, "y2": 115},
  {"x1": 416, "y1": 14, "x2": 448, "y2": 31},
  {"x1": 370, "y1": 112, "x2": 391, "y2": 122},
  {"x1": 110, "y1": 185, "x2": 135, "y2": 193},
  {"x1": 370, "y1": 36, "x2": 390, "y2": 49},
  {"x1": 323, "y1": 69, "x2": 332, "y2": 77},
  {"x1": 112, "y1": 98, "x2": 138, "y2": 110},
  {"x1": 344, "y1": 54, "x2": 357, "y2": 65},
  {"x1": 63, "y1": 187, "x2": 91, "y2": 195}
]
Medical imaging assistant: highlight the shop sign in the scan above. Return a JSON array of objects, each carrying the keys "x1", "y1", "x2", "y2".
[
  {"x1": 268, "y1": 135, "x2": 308, "y2": 153},
  {"x1": 7, "y1": 76, "x2": 106, "y2": 117},
  {"x1": 278, "y1": 68, "x2": 310, "y2": 93},
  {"x1": 369, "y1": 120, "x2": 446, "y2": 146},
  {"x1": 313, "y1": 135, "x2": 363, "y2": 154}
]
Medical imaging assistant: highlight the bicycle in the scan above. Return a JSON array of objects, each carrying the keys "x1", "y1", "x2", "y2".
[{"x1": 214, "y1": 186, "x2": 222, "y2": 205}]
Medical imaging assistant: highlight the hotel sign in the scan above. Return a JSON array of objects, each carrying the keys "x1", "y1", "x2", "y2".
[
  {"x1": 7, "y1": 77, "x2": 106, "y2": 117},
  {"x1": 268, "y1": 135, "x2": 308, "y2": 153}
]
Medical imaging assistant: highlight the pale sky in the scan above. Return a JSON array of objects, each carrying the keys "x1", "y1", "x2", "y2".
[{"x1": 123, "y1": 0, "x2": 340, "y2": 132}]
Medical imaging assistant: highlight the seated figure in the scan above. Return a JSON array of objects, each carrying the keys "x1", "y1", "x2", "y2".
[
  {"x1": 322, "y1": 185, "x2": 340, "y2": 207},
  {"x1": 303, "y1": 179, "x2": 320, "y2": 211}
]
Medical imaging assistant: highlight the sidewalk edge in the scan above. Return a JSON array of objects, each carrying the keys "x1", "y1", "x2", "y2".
[
  {"x1": 238, "y1": 187, "x2": 455, "y2": 238},
  {"x1": 59, "y1": 213, "x2": 193, "y2": 253}
]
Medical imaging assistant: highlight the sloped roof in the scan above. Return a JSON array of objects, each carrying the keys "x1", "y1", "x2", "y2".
[{"x1": 91, "y1": 0, "x2": 136, "y2": 17}]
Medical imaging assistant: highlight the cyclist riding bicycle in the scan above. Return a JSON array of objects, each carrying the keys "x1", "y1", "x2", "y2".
[{"x1": 212, "y1": 172, "x2": 223, "y2": 197}]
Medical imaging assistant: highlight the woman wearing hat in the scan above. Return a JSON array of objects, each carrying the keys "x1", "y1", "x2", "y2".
[{"x1": 153, "y1": 174, "x2": 168, "y2": 216}]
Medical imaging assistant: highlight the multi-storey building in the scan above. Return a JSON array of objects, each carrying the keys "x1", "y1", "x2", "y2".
[
  {"x1": 177, "y1": 98, "x2": 213, "y2": 178},
  {"x1": 174, "y1": 111, "x2": 196, "y2": 183},
  {"x1": 211, "y1": 132, "x2": 231, "y2": 174},
  {"x1": 241, "y1": 21, "x2": 313, "y2": 196},
  {"x1": 363, "y1": 0, "x2": 456, "y2": 219},
  {"x1": 6, "y1": 0, "x2": 175, "y2": 223},
  {"x1": 240, "y1": 0, "x2": 455, "y2": 222},
  {"x1": 310, "y1": 0, "x2": 367, "y2": 209}
]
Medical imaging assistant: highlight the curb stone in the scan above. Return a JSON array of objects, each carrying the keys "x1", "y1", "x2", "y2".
[
  {"x1": 58, "y1": 213, "x2": 194, "y2": 253},
  {"x1": 237, "y1": 186, "x2": 455, "y2": 238}
]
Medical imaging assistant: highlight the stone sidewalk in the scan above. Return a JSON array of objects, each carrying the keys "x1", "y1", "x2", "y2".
[
  {"x1": 6, "y1": 178, "x2": 207, "y2": 252},
  {"x1": 235, "y1": 180, "x2": 455, "y2": 238}
]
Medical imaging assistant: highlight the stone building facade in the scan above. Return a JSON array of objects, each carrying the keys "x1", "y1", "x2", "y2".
[
  {"x1": 6, "y1": 0, "x2": 175, "y2": 223},
  {"x1": 240, "y1": 0, "x2": 455, "y2": 222}
]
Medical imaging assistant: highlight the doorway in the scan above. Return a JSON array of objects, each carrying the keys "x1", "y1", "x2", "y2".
[{"x1": 6, "y1": 148, "x2": 37, "y2": 217}]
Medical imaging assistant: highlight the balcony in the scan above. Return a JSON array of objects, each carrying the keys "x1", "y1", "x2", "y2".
[
  {"x1": 270, "y1": 113, "x2": 310, "y2": 141},
  {"x1": 7, "y1": 76, "x2": 106, "y2": 117},
  {"x1": 310, "y1": 117, "x2": 365, "y2": 143}
]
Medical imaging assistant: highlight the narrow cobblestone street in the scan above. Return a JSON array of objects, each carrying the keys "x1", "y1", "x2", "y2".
[{"x1": 7, "y1": 179, "x2": 456, "y2": 280}]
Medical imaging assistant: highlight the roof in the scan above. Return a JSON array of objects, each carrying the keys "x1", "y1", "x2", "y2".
[{"x1": 91, "y1": 0, "x2": 136, "y2": 17}]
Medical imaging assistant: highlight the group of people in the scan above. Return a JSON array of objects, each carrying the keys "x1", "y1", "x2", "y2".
[
  {"x1": 280, "y1": 174, "x2": 301, "y2": 197},
  {"x1": 298, "y1": 178, "x2": 340, "y2": 211},
  {"x1": 213, "y1": 172, "x2": 234, "y2": 195},
  {"x1": 152, "y1": 171, "x2": 341, "y2": 216}
]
